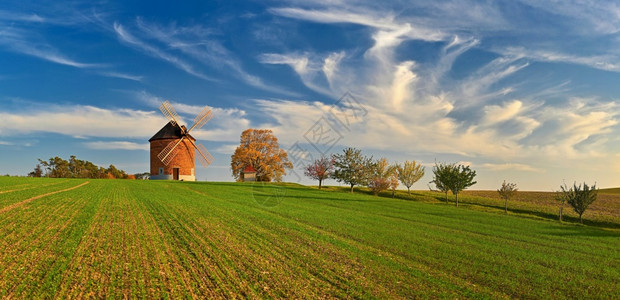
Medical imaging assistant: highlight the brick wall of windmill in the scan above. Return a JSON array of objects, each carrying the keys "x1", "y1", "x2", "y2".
[{"x1": 150, "y1": 138, "x2": 196, "y2": 180}]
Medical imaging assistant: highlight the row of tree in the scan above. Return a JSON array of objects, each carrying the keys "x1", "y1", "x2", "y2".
[
  {"x1": 498, "y1": 180, "x2": 598, "y2": 224},
  {"x1": 29, "y1": 155, "x2": 133, "y2": 179},
  {"x1": 227, "y1": 130, "x2": 599, "y2": 224},
  {"x1": 305, "y1": 148, "x2": 436, "y2": 196},
  {"x1": 304, "y1": 148, "x2": 479, "y2": 205}
]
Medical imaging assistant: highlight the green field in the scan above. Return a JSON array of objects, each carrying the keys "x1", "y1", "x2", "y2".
[{"x1": 0, "y1": 177, "x2": 618, "y2": 298}]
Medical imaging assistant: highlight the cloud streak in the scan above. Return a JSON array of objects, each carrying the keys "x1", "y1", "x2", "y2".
[{"x1": 113, "y1": 22, "x2": 217, "y2": 82}]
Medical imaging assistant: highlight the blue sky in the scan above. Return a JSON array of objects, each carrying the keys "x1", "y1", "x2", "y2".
[{"x1": 1, "y1": 0, "x2": 619, "y2": 190}]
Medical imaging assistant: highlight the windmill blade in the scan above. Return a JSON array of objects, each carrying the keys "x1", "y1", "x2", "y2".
[
  {"x1": 157, "y1": 137, "x2": 185, "y2": 166},
  {"x1": 187, "y1": 106, "x2": 213, "y2": 133},
  {"x1": 189, "y1": 140, "x2": 214, "y2": 167},
  {"x1": 159, "y1": 100, "x2": 182, "y2": 126}
]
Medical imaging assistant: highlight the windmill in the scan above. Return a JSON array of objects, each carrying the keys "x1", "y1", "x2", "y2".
[{"x1": 148, "y1": 100, "x2": 214, "y2": 181}]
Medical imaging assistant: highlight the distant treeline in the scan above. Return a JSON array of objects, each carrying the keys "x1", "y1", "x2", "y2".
[{"x1": 28, "y1": 155, "x2": 149, "y2": 179}]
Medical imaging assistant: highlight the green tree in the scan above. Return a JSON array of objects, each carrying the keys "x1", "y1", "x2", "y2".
[
  {"x1": 28, "y1": 164, "x2": 43, "y2": 177},
  {"x1": 559, "y1": 182, "x2": 598, "y2": 224},
  {"x1": 431, "y1": 162, "x2": 476, "y2": 207},
  {"x1": 497, "y1": 181, "x2": 518, "y2": 214},
  {"x1": 332, "y1": 148, "x2": 372, "y2": 193},
  {"x1": 430, "y1": 162, "x2": 456, "y2": 203},
  {"x1": 396, "y1": 160, "x2": 425, "y2": 195}
]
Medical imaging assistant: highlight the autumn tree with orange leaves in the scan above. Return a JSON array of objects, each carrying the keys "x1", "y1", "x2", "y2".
[{"x1": 231, "y1": 129, "x2": 293, "y2": 182}]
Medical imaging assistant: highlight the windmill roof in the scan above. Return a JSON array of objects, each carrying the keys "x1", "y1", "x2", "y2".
[
  {"x1": 243, "y1": 165, "x2": 257, "y2": 173},
  {"x1": 149, "y1": 121, "x2": 196, "y2": 142}
]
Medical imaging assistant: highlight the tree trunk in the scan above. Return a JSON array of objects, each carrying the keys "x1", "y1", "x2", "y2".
[
  {"x1": 318, "y1": 179, "x2": 322, "y2": 189},
  {"x1": 407, "y1": 187, "x2": 411, "y2": 195},
  {"x1": 350, "y1": 184, "x2": 354, "y2": 193},
  {"x1": 579, "y1": 213, "x2": 583, "y2": 224},
  {"x1": 445, "y1": 191, "x2": 448, "y2": 203},
  {"x1": 505, "y1": 198, "x2": 508, "y2": 214},
  {"x1": 559, "y1": 204, "x2": 563, "y2": 222},
  {"x1": 392, "y1": 190, "x2": 395, "y2": 198},
  {"x1": 455, "y1": 193, "x2": 459, "y2": 207}
]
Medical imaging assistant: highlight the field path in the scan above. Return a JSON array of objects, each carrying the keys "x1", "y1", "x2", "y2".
[{"x1": 0, "y1": 181, "x2": 89, "y2": 214}]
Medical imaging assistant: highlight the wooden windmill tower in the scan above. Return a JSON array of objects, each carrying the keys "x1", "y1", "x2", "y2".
[{"x1": 149, "y1": 100, "x2": 214, "y2": 181}]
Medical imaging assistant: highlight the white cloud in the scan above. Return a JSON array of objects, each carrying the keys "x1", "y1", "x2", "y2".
[
  {"x1": 214, "y1": 144, "x2": 238, "y2": 155},
  {"x1": 0, "y1": 105, "x2": 163, "y2": 138},
  {"x1": 84, "y1": 141, "x2": 149, "y2": 151},
  {"x1": 481, "y1": 163, "x2": 545, "y2": 173},
  {"x1": 259, "y1": 53, "x2": 333, "y2": 96},
  {"x1": 134, "y1": 90, "x2": 250, "y2": 142}
]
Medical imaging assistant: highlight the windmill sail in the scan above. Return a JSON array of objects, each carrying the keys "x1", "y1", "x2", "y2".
[
  {"x1": 160, "y1": 100, "x2": 182, "y2": 126},
  {"x1": 155, "y1": 101, "x2": 213, "y2": 169},
  {"x1": 157, "y1": 137, "x2": 185, "y2": 166},
  {"x1": 187, "y1": 106, "x2": 213, "y2": 132}
]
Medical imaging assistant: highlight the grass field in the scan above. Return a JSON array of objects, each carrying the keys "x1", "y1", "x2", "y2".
[{"x1": 0, "y1": 177, "x2": 618, "y2": 298}]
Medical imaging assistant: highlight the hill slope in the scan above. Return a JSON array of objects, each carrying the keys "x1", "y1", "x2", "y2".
[{"x1": 0, "y1": 178, "x2": 618, "y2": 298}]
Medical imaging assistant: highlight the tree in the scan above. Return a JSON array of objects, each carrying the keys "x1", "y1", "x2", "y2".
[
  {"x1": 304, "y1": 156, "x2": 334, "y2": 189},
  {"x1": 332, "y1": 148, "x2": 372, "y2": 193},
  {"x1": 106, "y1": 164, "x2": 127, "y2": 179},
  {"x1": 397, "y1": 160, "x2": 425, "y2": 195},
  {"x1": 430, "y1": 162, "x2": 455, "y2": 203},
  {"x1": 497, "y1": 181, "x2": 518, "y2": 214},
  {"x1": 448, "y1": 164, "x2": 477, "y2": 207},
  {"x1": 430, "y1": 162, "x2": 476, "y2": 207},
  {"x1": 367, "y1": 158, "x2": 393, "y2": 196},
  {"x1": 388, "y1": 165, "x2": 399, "y2": 198},
  {"x1": 231, "y1": 129, "x2": 293, "y2": 182},
  {"x1": 559, "y1": 182, "x2": 598, "y2": 224},
  {"x1": 32, "y1": 156, "x2": 129, "y2": 179},
  {"x1": 28, "y1": 164, "x2": 43, "y2": 177}
]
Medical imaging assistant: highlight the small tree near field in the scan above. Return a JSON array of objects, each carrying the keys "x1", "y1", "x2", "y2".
[
  {"x1": 448, "y1": 165, "x2": 477, "y2": 207},
  {"x1": 388, "y1": 165, "x2": 399, "y2": 198},
  {"x1": 431, "y1": 162, "x2": 476, "y2": 207},
  {"x1": 304, "y1": 156, "x2": 334, "y2": 189},
  {"x1": 397, "y1": 160, "x2": 425, "y2": 195},
  {"x1": 497, "y1": 181, "x2": 518, "y2": 214},
  {"x1": 332, "y1": 148, "x2": 372, "y2": 193},
  {"x1": 367, "y1": 158, "x2": 392, "y2": 196},
  {"x1": 559, "y1": 182, "x2": 598, "y2": 224},
  {"x1": 430, "y1": 162, "x2": 456, "y2": 203}
]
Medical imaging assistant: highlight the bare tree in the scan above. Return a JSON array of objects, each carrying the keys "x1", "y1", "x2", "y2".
[{"x1": 497, "y1": 181, "x2": 518, "y2": 214}]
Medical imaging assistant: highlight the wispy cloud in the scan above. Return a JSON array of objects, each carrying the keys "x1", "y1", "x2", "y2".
[
  {"x1": 130, "y1": 18, "x2": 296, "y2": 96},
  {"x1": 84, "y1": 141, "x2": 149, "y2": 151},
  {"x1": 113, "y1": 22, "x2": 217, "y2": 82},
  {"x1": 481, "y1": 163, "x2": 545, "y2": 173},
  {"x1": 97, "y1": 71, "x2": 143, "y2": 82},
  {"x1": 501, "y1": 47, "x2": 620, "y2": 73},
  {"x1": 0, "y1": 27, "x2": 102, "y2": 68}
]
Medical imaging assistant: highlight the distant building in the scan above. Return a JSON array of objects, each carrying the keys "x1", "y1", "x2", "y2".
[{"x1": 241, "y1": 165, "x2": 257, "y2": 182}]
